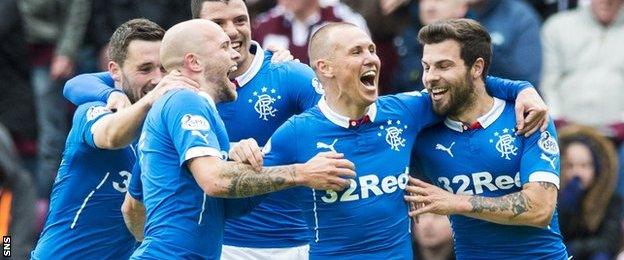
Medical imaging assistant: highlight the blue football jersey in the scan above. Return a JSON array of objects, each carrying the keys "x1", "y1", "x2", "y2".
[
  {"x1": 263, "y1": 93, "x2": 439, "y2": 259},
  {"x1": 67, "y1": 43, "x2": 322, "y2": 248},
  {"x1": 220, "y1": 43, "x2": 322, "y2": 248},
  {"x1": 131, "y1": 90, "x2": 231, "y2": 259},
  {"x1": 62, "y1": 52, "x2": 529, "y2": 250},
  {"x1": 31, "y1": 102, "x2": 135, "y2": 259},
  {"x1": 413, "y1": 98, "x2": 567, "y2": 259}
]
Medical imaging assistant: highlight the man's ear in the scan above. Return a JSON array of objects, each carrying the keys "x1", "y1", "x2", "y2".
[
  {"x1": 184, "y1": 53, "x2": 202, "y2": 72},
  {"x1": 108, "y1": 61, "x2": 122, "y2": 82},
  {"x1": 314, "y1": 59, "x2": 334, "y2": 79},
  {"x1": 471, "y1": 57, "x2": 485, "y2": 80}
]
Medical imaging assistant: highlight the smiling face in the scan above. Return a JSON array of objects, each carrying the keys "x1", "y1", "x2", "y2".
[
  {"x1": 330, "y1": 26, "x2": 381, "y2": 107},
  {"x1": 115, "y1": 40, "x2": 164, "y2": 103},
  {"x1": 422, "y1": 39, "x2": 476, "y2": 116},
  {"x1": 200, "y1": 26, "x2": 241, "y2": 102},
  {"x1": 199, "y1": 0, "x2": 252, "y2": 77}
]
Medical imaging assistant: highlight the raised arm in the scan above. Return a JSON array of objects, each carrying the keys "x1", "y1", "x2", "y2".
[
  {"x1": 90, "y1": 71, "x2": 198, "y2": 149},
  {"x1": 63, "y1": 72, "x2": 116, "y2": 105},
  {"x1": 485, "y1": 76, "x2": 548, "y2": 136}
]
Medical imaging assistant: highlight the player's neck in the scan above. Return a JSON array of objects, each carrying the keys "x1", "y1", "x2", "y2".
[
  {"x1": 200, "y1": 82, "x2": 220, "y2": 104},
  {"x1": 449, "y1": 83, "x2": 493, "y2": 124},
  {"x1": 179, "y1": 68, "x2": 219, "y2": 103},
  {"x1": 325, "y1": 93, "x2": 370, "y2": 120}
]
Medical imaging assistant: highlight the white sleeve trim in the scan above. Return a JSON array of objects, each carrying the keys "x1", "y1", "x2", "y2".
[
  {"x1": 528, "y1": 171, "x2": 560, "y2": 190},
  {"x1": 184, "y1": 146, "x2": 222, "y2": 161}
]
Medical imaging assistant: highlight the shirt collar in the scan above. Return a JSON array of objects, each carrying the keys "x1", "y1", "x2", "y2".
[
  {"x1": 197, "y1": 91, "x2": 217, "y2": 110},
  {"x1": 444, "y1": 97, "x2": 505, "y2": 132},
  {"x1": 234, "y1": 41, "x2": 265, "y2": 87},
  {"x1": 318, "y1": 96, "x2": 377, "y2": 128}
]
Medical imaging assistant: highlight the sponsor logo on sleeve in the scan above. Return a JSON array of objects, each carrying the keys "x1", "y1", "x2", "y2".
[
  {"x1": 538, "y1": 131, "x2": 559, "y2": 155},
  {"x1": 181, "y1": 114, "x2": 211, "y2": 131},
  {"x1": 86, "y1": 106, "x2": 111, "y2": 121}
]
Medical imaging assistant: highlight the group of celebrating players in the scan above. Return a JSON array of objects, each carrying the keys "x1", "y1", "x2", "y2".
[{"x1": 30, "y1": 0, "x2": 569, "y2": 259}]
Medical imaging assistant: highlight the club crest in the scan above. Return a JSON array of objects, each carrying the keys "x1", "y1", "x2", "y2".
[
  {"x1": 489, "y1": 128, "x2": 518, "y2": 160},
  {"x1": 248, "y1": 86, "x2": 280, "y2": 121},
  {"x1": 378, "y1": 120, "x2": 408, "y2": 151}
]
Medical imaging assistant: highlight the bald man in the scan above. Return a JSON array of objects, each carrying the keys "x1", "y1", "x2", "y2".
[
  {"x1": 130, "y1": 19, "x2": 355, "y2": 259},
  {"x1": 243, "y1": 22, "x2": 548, "y2": 259}
]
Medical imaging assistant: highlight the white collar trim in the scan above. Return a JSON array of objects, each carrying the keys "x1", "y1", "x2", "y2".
[
  {"x1": 444, "y1": 97, "x2": 505, "y2": 132},
  {"x1": 234, "y1": 41, "x2": 264, "y2": 87},
  {"x1": 197, "y1": 91, "x2": 217, "y2": 110},
  {"x1": 318, "y1": 96, "x2": 377, "y2": 128}
]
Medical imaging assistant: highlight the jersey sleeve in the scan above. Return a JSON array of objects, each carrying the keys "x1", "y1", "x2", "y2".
[
  {"x1": 282, "y1": 61, "x2": 322, "y2": 112},
  {"x1": 485, "y1": 76, "x2": 533, "y2": 102},
  {"x1": 64, "y1": 72, "x2": 117, "y2": 105},
  {"x1": 391, "y1": 91, "x2": 443, "y2": 131},
  {"x1": 263, "y1": 118, "x2": 298, "y2": 167},
  {"x1": 162, "y1": 90, "x2": 224, "y2": 165},
  {"x1": 128, "y1": 160, "x2": 143, "y2": 201},
  {"x1": 519, "y1": 120, "x2": 561, "y2": 189},
  {"x1": 74, "y1": 102, "x2": 114, "y2": 149}
]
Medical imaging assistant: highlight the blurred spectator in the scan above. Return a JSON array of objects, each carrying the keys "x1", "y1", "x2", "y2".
[
  {"x1": 0, "y1": 123, "x2": 37, "y2": 260},
  {"x1": 18, "y1": 0, "x2": 91, "y2": 201},
  {"x1": 412, "y1": 213, "x2": 455, "y2": 260},
  {"x1": 0, "y1": 0, "x2": 38, "y2": 159},
  {"x1": 393, "y1": 0, "x2": 468, "y2": 92},
  {"x1": 341, "y1": 0, "x2": 412, "y2": 94},
  {"x1": 466, "y1": 0, "x2": 543, "y2": 87},
  {"x1": 526, "y1": 0, "x2": 579, "y2": 20},
  {"x1": 558, "y1": 125, "x2": 623, "y2": 259},
  {"x1": 253, "y1": 0, "x2": 369, "y2": 65},
  {"x1": 247, "y1": 0, "x2": 278, "y2": 20},
  {"x1": 86, "y1": 0, "x2": 192, "y2": 71},
  {"x1": 540, "y1": 0, "x2": 624, "y2": 139}
]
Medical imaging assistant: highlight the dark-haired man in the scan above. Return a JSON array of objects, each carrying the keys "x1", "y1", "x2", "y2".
[
  {"x1": 406, "y1": 18, "x2": 567, "y2": 259},
  {"x1": 30, "y1": 18, "x2": 196, "y2": 259}
]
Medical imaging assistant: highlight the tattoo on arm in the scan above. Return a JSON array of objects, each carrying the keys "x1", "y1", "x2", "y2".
[
  {"x1": 469, "y1": 191, "x2": 533, "y2": 218},
  {"x1": 219, "y1": 162, "x2": 297, "y2": 198},
  {"x1": 537, "y1": 181, "x2": 557, "y2": 192}
]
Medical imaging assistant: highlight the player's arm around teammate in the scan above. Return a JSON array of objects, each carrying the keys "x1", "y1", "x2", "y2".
[
  {"x1": 189, "y1": 150, "x2": 355, "y2": 198},
  {"x1": 405, "y1": 176, "x2": 557, "y2": 228},
  {"x1": 90, "y1": 71, "x2": 198, "y2": 149}
]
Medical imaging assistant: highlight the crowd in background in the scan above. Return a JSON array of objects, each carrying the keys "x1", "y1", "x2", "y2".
[{"x1": 0, "y1": 0, "x2": 623, "y2": 259}]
